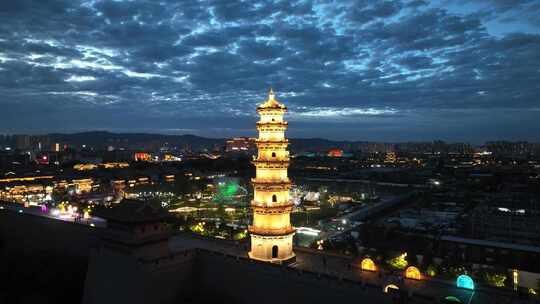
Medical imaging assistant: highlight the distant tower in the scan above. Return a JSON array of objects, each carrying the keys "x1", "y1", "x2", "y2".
[{"x1": 249, "y1": 89, "x2": 295, "y2": 263}]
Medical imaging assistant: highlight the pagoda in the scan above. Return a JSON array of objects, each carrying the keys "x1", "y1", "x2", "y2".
[{"x1": 248, "y1": 89, "x2": 295, "y2": 263}]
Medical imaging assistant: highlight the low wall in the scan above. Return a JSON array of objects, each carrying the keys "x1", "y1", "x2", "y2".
[
  {"x1": 0, "y1": 208, "x2": 99, "y2": 258},
  {"x1": 194, "y1": 249, "x2": 403, "y2": 304}
]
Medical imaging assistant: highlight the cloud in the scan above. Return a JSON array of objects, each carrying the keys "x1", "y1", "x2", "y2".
[{"x1": 0, "y1": 0, "x2": 538, "y2": 141}]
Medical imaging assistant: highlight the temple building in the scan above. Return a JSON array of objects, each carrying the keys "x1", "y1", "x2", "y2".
[{"x1": 248, "y1": 89, "x2": 295, "y2": 263}]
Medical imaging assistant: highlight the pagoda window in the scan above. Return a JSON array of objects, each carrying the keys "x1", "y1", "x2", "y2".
[
  {"x1": 272, "y1": 194, "x2": 277, "y2": 202},
  {"x1": 271, "y1": 152, "x2": 276, "y2": 157}
]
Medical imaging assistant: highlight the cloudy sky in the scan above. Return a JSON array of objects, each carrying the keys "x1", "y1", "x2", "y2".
[{"x1": 1, "y1": 0, "x2": 539, "y2": 142}]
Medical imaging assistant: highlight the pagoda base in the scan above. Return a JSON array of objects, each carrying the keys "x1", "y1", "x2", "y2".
[
  {"x1": 248, "y1": 252, "x2": 296, "y2": 265},
  {"x1": 249, "y1": 232, "x2": 295, "y2": 264}
]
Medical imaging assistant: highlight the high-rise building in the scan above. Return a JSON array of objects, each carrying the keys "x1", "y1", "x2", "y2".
[
  {"x1": 14, "y1": 135, "x2": 31, "y2": 150},
  {"x1": 249, "y1": 89, "x2": 295, "y2": 263}
]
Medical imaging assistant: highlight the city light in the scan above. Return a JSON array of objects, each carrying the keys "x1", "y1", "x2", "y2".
[
  {"x1": 361, "y1": 258, "x2": 377, "y2": 272},
  {"x1": 384, "y1": 284, "x2": 399, "y2": 293},
  {"x1": 456, "y1": 275, "x2": 475, "y2": 290},
  {"x1": 405, "y1": 266, "x2": 421, "y2": 280},
  {"x1": 296, "y1": 227, "x2": 321, "y2": 236}
]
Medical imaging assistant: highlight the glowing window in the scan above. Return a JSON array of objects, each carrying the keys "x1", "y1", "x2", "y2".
[
  {"x1": 456, "y1": 275, "x2": 475, "y2": 290},
  {"x1": 405, "y1": 266, "x2": 421, "y2": 280},
  {"x1": 361, "y1": 258, "x2": 377, "y2": 272},
  {"x1": 384, "y1": 284, "x2": 399, "y2": 293}
]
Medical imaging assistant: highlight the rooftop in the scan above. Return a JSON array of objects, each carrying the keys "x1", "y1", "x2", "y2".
[{"x1": 95, "y1": 199, "x2": 169, "y2": 223}]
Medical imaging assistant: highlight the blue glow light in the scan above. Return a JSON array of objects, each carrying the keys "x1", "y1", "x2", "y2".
[{"x1": 456, "y1": 274, "x2": 474, "y2": 290}]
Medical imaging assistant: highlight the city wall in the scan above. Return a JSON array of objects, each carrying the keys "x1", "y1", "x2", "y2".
[
  {"x1": 0, "y1": 209, "x2": 99, "y2": 258},
  {"x1": 194, "y1": 250, "x2": 405, "y2": 304}
]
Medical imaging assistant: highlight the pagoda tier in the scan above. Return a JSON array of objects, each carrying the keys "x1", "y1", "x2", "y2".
[
  {"x1": 256, "y1": 122, "x2": 288, "y2": 132},
  {"x1": 249, "y1": 89, "x2": 295, "y2": 264},
  {"x1": 252, "y1": 160, "x2": 290, "y2": 169},
  {"x1": 251, "y1": 178, "x2": 291, "y2": 185},
  {"x1": 256, "y1": 121, "x2": 288, "y2": 127},
  {"x1": 255, "y1": 139, "x2": 289, "y2": 146},
  {"x1": 251, "y1": 203, "x2": 293, "y2": 213},
  {"x1": 248, "y1": 226, "x2": 295, "y2": 236}
]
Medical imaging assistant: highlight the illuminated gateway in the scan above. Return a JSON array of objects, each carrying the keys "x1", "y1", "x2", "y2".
[{"x1": 248, "y1": 89, "x2": 295, "y2": 263}]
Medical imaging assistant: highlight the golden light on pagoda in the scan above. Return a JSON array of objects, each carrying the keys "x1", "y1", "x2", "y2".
[{"x1": 248, "y1": 89, "x2": 295, "y2": 263}]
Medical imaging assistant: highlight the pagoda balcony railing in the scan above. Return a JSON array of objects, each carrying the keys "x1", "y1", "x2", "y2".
[
  {"x1": 248, "y1": 225, "x2": 295, "y2": 236},
  {"x1": 251, "y1": 202, "x2": 294, "y2": 209},
  {"x1": 257, "y1": 106, "x2": 287, "y2": 112},
  {"x1": 257, "y1": 128, "x2": 287, "y2": 133},
  {"x1": 251, "y1": 178, "x2": 291, "y2": 185},
  {"x1": 252, "y1": 158, "x2": 290, "y2": 163},
  {"x1": 256, "y1": 121, "x2": 288, "y2": 127},
  {"x1": 256, "y1": 139, "x2": 289, "y2": 144}
]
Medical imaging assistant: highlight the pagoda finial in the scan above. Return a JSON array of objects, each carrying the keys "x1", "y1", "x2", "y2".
[{"x1": 269, "y1": 87, "x2": 275, "y2": 100}]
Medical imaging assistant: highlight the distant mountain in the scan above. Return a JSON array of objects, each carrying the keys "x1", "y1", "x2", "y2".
[
  {"x1": 48, "y1": 131, "x2": 224, "y2": 151},
  {"x1": 46, "y1": 131, "x2": 366, "y2": 152}
]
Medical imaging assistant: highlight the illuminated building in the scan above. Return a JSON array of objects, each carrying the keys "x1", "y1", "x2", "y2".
[
  {"x1": 0, "y1": 175, "x2": 54, "y2": 183},
  {"x1": 134, "y1": 152, "x2": 151, "y2": 162},
  {"x1": 0, "y1": 183, "x2": 53, "y2": 204},
  {"x1": 226, "y1": 137, "x2": 256, "y2": 152},
  {"x1": 163, "y1": 154, "x2": 181, "y2": 161},
  {"x1": 327, "y1": 148, "x2": 343, "y2": 157},
  {"x1": 72, "y1": 179, "x2": 93, "y2": 194},
  {"x1": 74, "y1": 163, "x2": 98, "y2": 171},
  {"x1": 249, "y1": 89, "x2": 295, "y2": 263},
  {"x1": 384, "y1": 151, "x2": 396, "y2": 164},
  {"x1": 101, "y1": 162, "x2": 129, "y2": 169}
]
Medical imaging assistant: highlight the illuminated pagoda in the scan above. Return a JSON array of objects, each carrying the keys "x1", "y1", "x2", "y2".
[{"x1": 248, "y1": 89, "x2": 295, "y2": 263}]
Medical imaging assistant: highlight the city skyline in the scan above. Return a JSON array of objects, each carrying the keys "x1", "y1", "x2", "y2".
[{"x1": 1, "y1": 0, "x2": 540, "y2": 142}]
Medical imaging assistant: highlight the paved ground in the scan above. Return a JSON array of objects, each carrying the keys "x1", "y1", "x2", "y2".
[
  {"x1": 170, "y1": 233, "x2": 538, "y2": 304},
  {"x1": 0, "y1": 202, "x2": 106, "y2": 227}
]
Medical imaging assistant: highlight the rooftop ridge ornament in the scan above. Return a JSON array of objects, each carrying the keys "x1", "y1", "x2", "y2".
[{"x1": 259, "y1": 88, "x2": 286, "y2": 109}]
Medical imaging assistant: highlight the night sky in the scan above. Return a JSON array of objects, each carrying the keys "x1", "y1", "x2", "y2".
[{"x1": 1, "y1": 0, "x2": 539, "y2": 142}]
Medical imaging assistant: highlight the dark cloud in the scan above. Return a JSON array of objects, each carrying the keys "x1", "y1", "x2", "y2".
[{"x1": 0, "y1": 0, "x2": 538, "y2": 141}]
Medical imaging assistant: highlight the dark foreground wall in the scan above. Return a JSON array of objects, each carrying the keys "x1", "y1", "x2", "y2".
[
  {"x1": 0, "y1": 210, "x2": 98, "y2": 304},
  {"x1": 194, "y1": 251, "x2": 399, "y2": 304},
  {"x1": 0, "y1": 210, "x2": 99, "y2": 258},
  {"x1": 83, "y1": 249, "x2": 196, "y2": 304}
]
